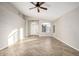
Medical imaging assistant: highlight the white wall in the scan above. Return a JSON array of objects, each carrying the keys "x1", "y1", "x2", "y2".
[
  {"x1": 53, "y1": 7, "x2": 79, "y2": 51},
  {"x1": 25, "y1": 19, "x2": 29, "y2": 37},
  {"x1": 0, "y1": 3, "x2": 25, "y2": 50}
]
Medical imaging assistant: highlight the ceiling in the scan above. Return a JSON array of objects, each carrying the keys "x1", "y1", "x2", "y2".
[{"x1": 12, "y1": 2, "x2": 79, "y2": 21}]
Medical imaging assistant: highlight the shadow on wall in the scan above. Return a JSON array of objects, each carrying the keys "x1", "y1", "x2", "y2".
[{"x1": 8, "y1": 28, "x2": 24, "y2": 46}]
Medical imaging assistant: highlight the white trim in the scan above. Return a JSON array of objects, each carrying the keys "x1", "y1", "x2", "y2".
[
  {"x1": 0, "y1": 45, "x2": 8, "y2": 51},
  {"x1": 53, "y1": 34, "x2": 79, "y2": 51}
]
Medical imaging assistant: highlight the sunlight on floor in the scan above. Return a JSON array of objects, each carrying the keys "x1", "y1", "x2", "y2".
[
  {"x1": 8, "y1": 28, "x2": 24, "y2": 46},
  {"x1": 20, "y1": 28, "x2": 24, "y2": 40},
  {"x1": 8, "y1": 29, "x2": 18, "y2": 46}
]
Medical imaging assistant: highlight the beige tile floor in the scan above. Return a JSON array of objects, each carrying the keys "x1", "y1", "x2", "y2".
[{"x1": 0, "y1": 36, "x2": 79, "y2": 56}]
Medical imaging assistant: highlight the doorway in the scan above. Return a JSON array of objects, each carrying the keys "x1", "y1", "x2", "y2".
[{"x1": 29, "y1": 21, "x2": 39, "y2": 36}]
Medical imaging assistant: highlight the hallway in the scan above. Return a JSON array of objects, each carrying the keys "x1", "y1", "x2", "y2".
[{"x1": 0, "y1": 36, "x2": 79, "y2": 56}]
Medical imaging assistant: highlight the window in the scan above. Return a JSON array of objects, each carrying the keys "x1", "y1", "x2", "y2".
[{"x1": 42, "y1": 23, "x2": 51, "y2": 33}]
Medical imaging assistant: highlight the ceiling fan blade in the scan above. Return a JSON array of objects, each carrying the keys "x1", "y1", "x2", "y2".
[
  {"x1": 40, "y1": 7, "x2": 47, "y2": 10},
  {"x1": 29, "y1": 7, "x2": 36, "y2": 9},
  {"x1": 30, "y1": 2, "x2": 36, "y2": 6},
  {"x1": 37, "y1": 8, "x2": 40, "y2": 12},
  {"x1": 39, "y1": 2, "x2": 45, "y2": 6},
  {"x1": 37, "y1": 2, "x2": 40, "y2": 5}
]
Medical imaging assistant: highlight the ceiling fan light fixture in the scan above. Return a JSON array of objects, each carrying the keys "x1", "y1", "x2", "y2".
[{"x1": 30, "y1": 2, "x2": 48, "y2": 13}]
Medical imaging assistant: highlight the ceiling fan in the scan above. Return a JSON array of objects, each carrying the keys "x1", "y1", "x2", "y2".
[{"x1": 29, "y1": 2, "x2": 47, "y2": 13}]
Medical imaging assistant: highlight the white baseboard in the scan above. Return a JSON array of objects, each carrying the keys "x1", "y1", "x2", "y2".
[
  {"x1": 0, "y1": 45, "x2": 8, "y2": 51},
  {"x1": 53, "y1": 34, "x2": 79, "y2": 51}
]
